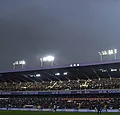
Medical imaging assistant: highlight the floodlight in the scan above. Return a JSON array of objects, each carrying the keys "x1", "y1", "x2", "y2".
[
  {"x1": 101, "y1": 51, "x2": 104, "y2": 55},
  {"x1": 102, "y1": 51, "x2": 106, "y2": 55},
  {"x1": 77, "y1": 64, "x2": 80, "y2": 66},
  {"x1": 98, "y1": 49, "x2": 118, "y2": 61},
  {"x1": 104, "y1": 51, "x2": 107, "y2": 55},
  {"x1": 43, "y1": 57, "x2": 47, "y2": 62},
  {"x1": 19, "y1": 60, "x2": 26, "y2": 65},
  {"x1": 73, "y1": 64, "x2": 76, "y2": 66},
  {"x1": 42, "y1": 56, "x2": 54, "y2": 62},
  {"x1": 40, "y1": 55, "x2": 55, "y2": 67},
  {"x1": 70, "y1": 64, "x2": 73, "y2": 67},
  {"x1": 15, "y1": 61, "x2": 19, "y2": 65},
  {"x1": 114, "y1": 49, "x2": 117, "y2": 54},
  {"x1": 19, "y1": 61, "x2": 22, "y2": 65},
  {"x1": 47, "y1": 56, "x2": 54, "y2": 61},
  {"x1": 22, "y1": 60, "x2": 26, "y2": 65},
  {"x1": 13, "y1": 60, "x2": 26, "y2": 69},
  {"x1": 108, "y1": 50, "x2": 111, "y2": 55},
  {"x1": 98, "y1": 52, "x2": 102, "y2": 55},
  {"x1": 23, "y1": 60, "x2": 25, "y2": 65},
  {"x1": 108, "y1": 50, "x2": 113, "y2": 55}
]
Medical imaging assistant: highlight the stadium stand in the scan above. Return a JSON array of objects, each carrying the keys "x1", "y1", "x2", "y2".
[
  {"x1": 0, "y1": 94, "x2": 120, "y2": 109},
  {"x1": 0, "y1": 78, "x2": 120, "y2": 91},
  {"x1": 0, "y1": 60, "x2": 120, "y2": 110}
]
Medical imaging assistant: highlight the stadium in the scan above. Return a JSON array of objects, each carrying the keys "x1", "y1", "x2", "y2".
[{"x1": 0, "y1": 60, "x2": 120, "y2": 115}]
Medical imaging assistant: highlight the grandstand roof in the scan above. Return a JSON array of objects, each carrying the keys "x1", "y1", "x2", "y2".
[{"x1": 0, "y1": 60, "x2": 120, "y2": 82}]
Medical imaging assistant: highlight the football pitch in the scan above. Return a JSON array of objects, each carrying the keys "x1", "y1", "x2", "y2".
[{"x1": 0, "y1": 111, "x2": 120, "y2": 115}]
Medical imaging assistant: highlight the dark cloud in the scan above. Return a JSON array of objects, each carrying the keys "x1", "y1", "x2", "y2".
[{"x1": 0, "y1": 0, "x2": 120, "y2": 70}]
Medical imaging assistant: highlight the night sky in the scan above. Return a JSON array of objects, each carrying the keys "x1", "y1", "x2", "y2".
[{"x1": 0, "y1": 0, "x2": 120, "y2": 70}]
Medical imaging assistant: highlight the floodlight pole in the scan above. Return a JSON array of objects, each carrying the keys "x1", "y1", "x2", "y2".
[
  {"x1": 40, "y1": 58, "x2": 43, "y2": 67},
  {"x1": 114, "y1": 53, "x2": 117, "y2": 60},
  {"x1": 21, "y1": 60, "x2": 25, "y2": 69},
  {"x1": 22, "y1": 64, "x2": 24, "y2": 69},
  {"x1": 98, "y1": 52, "x2": 103, "y2": 61},
  {"x1": 13, "y1": 65, "x2": 15, "y2": 70},
  {"x1": 100, "y1": 55, "x2": 103, "y2": 61},
  {"x1": 13, "y1": 63, "x2": 15, "y2": 70},
  {"x1": 51, "y1": 61, "x2": 54, "y2": 66}
]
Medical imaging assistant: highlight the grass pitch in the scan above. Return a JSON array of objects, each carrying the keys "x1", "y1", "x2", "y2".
[{"x1": 0, "y1": 111, "x2": 119, "y2": 115}]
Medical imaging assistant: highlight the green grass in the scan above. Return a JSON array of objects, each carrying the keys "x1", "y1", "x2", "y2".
[{"x1": 0, "y1": 111, "x2": 119, "y2": 115}]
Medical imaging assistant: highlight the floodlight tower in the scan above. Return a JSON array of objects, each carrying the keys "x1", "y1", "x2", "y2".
[
  {"x1": 13, "y1": 60, "x2": 26, "y2": 69},
  {"x1": 40, "y1": 55, "x2": 55, "y2": 67},
  {"x1": 98, "y1": 49, "x2": 117, "y2": 61}
]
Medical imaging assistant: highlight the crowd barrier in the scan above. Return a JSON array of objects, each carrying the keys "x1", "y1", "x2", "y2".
[{"x1": 0, "y1": 108, "x2": 120, "y2": 112}]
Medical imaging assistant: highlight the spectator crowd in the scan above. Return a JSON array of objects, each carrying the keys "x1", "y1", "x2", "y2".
[
  {"x1": 0, "y1": 78, "x2": 120, "y2": 91},
  {"x1": 0, "y1": 94, "x2": 120, "y2": 109},
  {"x1": 0, "y1": 78, "x2": 120, "y2": 110}
]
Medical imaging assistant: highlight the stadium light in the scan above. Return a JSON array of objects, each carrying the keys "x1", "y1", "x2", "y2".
[
  {"x1": 20, "y1": 60, "x2": 26, "y2": 69},
  {"x1": 63, "y1": 72, "x2": 68, "y2": 75},
  {"x1": 111, "y1": 69, "x2": 117, "y2": 72},
  {"x1": 70, "y1": 64, "x2": 80, "y2": 67},
  {"x1": 40, "y1": 55, "x2": 54, "y2": 67},
  {"x1": 98, "y1": 49, "x2": 117, "y2": 61},
  {"x1": 55, "y1": 73, "x2": 60, "y2": 76},
  {"x1": 43, "y1": 56, "x2": 54, "y2": 62},
  {"x1": 13, "y1": 63, "x2": 15, "y2": 70},
  {"x1": 73, "y1": 64, "x2": 76, "y2": 66},
  {"x1": 70, "y1": 64, "x2": 73, "y2": 67},
  {"x1": 36, "y1": 74, "x2": 41, "y2": 77},
  {"x1": 13, "y1": 60, "x2": 26, "y2": 69}
]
